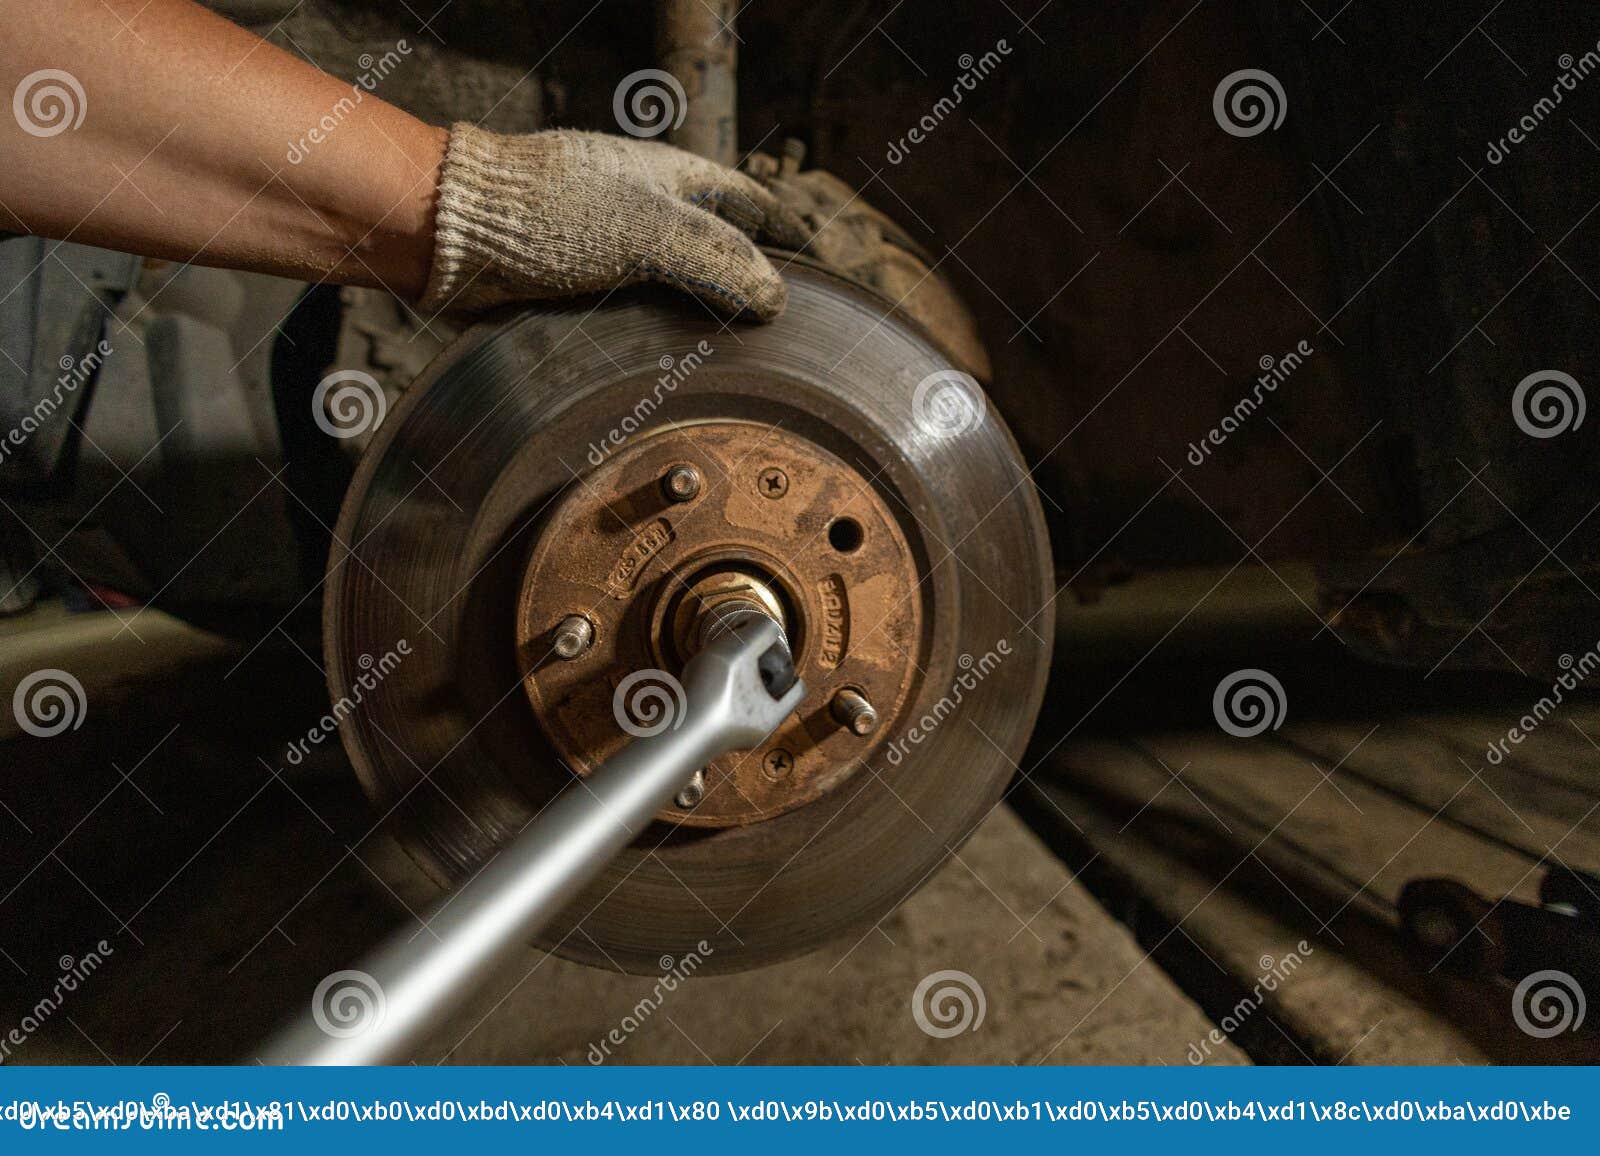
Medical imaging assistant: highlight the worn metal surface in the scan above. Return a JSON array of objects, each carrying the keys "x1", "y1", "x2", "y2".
[
  {"x1": 517, "y1": 419, "x2": 923, "y2": 828},
  {"x1": 324, "y1": 263, "x2": 1054, "y2": 973}
]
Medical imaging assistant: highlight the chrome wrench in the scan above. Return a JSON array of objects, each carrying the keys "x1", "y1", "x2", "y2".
[{"x1": 259, "y1": 615, "x2": 802, "y2": 1064}]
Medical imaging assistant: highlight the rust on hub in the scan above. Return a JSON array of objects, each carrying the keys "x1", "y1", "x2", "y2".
[{"x1": 515, "y1": 420, "x2": 924, "y2": 828}]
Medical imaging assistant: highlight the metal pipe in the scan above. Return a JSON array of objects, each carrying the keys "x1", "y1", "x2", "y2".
[
  {"x1": 658, "y1": 0, "x2": 738, "y2": 165},
  {"x1": 259, "y1": 617, "x2": 802, "y2": 1064}
]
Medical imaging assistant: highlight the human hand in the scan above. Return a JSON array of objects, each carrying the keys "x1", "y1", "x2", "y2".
[{"x1": 419, "y1": 126, "x2": 811, "y2": 321}]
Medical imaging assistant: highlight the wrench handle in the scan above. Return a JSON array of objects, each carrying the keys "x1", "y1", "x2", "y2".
[{"x1": 259, "y1": 620, "x2": 801, "y2": 1064}]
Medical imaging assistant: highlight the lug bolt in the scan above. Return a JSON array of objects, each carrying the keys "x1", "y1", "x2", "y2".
[
  {"x1": 762, "y1": 748, "x2": 795, "y2": 779},
  {"x1": 551, "y1": 614, "x2": 593, "y2": 660},
  {"x1": 676, "y1": 769, "x2": 705, "y2": 809},
  {"x1": 830, "y1": 688, "x2": 879, "y2": 736},
  {"x1": 662, "y1": 463, "x2": 703, "y2": 503},
  {"x1": 757, "y1": 467, "x2": 788, "y2": 499}
]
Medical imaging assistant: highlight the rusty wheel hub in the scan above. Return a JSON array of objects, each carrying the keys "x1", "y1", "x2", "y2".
[
  {"x1": 517, "y1": 420, "x2": 922, "y2": 827},
  {"x1": 324, "y1": 263, "x2": 1054, "y2": 973}
]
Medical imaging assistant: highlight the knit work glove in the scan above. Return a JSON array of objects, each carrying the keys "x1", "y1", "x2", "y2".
[{"x1": 419, "y1": 125, "x2": 811, "y2": 321}]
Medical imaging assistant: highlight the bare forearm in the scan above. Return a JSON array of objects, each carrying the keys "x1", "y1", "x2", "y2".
[
  {"x1": 0, "y1": 0, "x2": 445, "y2": 296},
  {"x1": 1, "y1": 0, "x2": 805, "y2": 321}
]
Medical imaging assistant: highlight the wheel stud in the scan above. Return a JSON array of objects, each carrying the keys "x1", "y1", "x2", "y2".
[
  {"x1": 551, "y1": 614, "x2": 593, "y2": 659},
  {"x1": 676, "y1": 769, "x2": 706, "y2": 808},
  {"x1": 662, "y1": 463, "x2": 703, "y2": 503},
  {"x1": 830, "y1": 688, "x2": 879, "y2": 736}
]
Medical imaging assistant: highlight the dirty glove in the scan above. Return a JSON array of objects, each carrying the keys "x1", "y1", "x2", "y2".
[{"x1": 419, "y1": 125, "x2": 810, "y2": 321}]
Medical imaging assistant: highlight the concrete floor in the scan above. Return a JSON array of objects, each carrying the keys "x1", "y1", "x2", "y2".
[{"x1": 0, "y1": 605, "x2": 1241, "y2": 1065}]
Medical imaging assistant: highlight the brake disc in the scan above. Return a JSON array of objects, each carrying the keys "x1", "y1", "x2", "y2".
[{"x1": 325, "y1": 263, "x2": 1053, "y2": 973}]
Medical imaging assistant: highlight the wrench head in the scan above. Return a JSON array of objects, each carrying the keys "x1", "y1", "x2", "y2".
[{"x1": 681, "y1": 615, "x2": 806, "y2": 753}]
